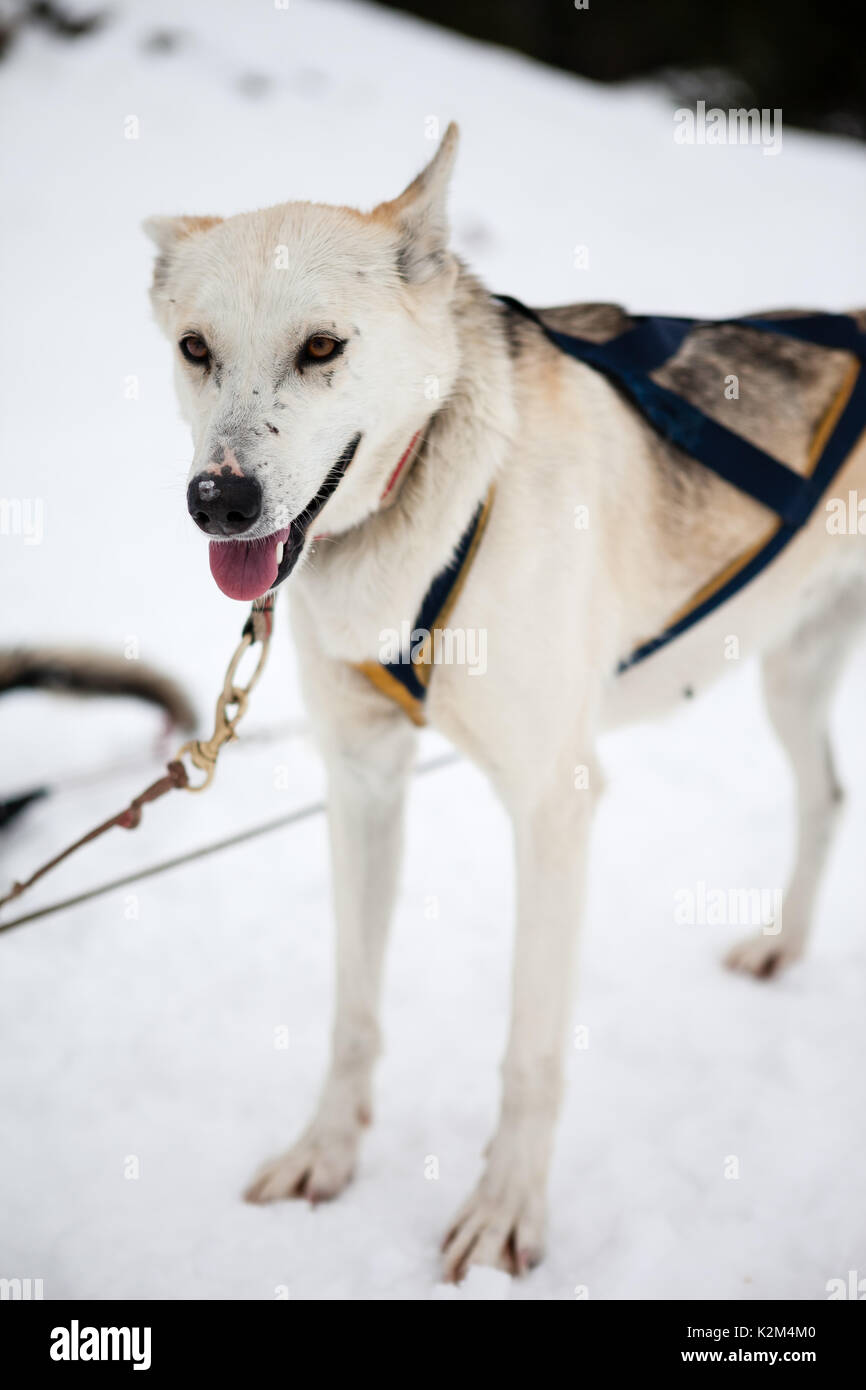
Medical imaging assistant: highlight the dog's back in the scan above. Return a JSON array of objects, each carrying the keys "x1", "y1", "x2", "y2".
[{"x1": 526, "y1": 301, "x2": 866, "y2": 476}]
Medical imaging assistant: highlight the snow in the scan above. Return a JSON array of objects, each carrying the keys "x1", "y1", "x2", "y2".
[{"x1": 1, "y1": 0, "x2": 865, "y2": 1301}]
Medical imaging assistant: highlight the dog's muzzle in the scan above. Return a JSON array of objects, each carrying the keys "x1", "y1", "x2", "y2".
[{"x1": 201, "y1": 433, "x2": 362, "y2": 602}]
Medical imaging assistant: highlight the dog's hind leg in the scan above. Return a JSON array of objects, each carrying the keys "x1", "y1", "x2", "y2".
[
  {"x1": 441, "y1": 757, "x2": 599, "y2": 1279},
  {"x1": 725, "y1": 581, "x2": 866, "y2": 979},
  {"x1": 245, "y1": 679, "x2": 416, "y2": 1204}
]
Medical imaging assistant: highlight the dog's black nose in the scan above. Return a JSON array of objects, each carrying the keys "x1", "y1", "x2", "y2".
[{"x1": 187, "y1": 472, "x2": 262, "y2": 536}]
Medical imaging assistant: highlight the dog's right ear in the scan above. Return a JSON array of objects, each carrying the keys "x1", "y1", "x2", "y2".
[
  {"x1": 142, "y1": 214, "x2": 222, "y2": 251},
  {"x1": 143, "y1": 215, "x2": 222, "y2": 288}
]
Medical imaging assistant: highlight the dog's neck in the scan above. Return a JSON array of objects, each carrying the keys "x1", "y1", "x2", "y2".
[
  {"x1": 377, "y1": 427, "x2": 425, "y2": 509},
  {"x1": 293, "y1": 268, "x2": 517, "y2": 665}
]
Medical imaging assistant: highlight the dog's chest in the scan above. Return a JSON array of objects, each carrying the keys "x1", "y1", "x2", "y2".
[{"x1": 297, "y1": 536, "x2": 436, "y2": 666}]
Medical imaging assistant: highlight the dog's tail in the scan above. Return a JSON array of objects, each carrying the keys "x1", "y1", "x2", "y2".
[{"x1": 0, "y1": 647, "x2": 196, "y2": 731}]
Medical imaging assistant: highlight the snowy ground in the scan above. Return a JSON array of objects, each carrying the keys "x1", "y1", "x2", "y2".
[{"x1": 1, "y1": 0, "x2": 865, "y2": 1301}]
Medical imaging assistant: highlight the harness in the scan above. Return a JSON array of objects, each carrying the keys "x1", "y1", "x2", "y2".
[
  {"x1": 4, "y1": 303, "x2": 864, "y2": 923},
  {"x1": 357, "y1": 297, "x2": 866, "y2": 724}
]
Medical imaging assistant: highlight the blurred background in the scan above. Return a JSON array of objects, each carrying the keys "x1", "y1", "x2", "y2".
[
  {"x1": 377, "y1": 0, "x2": 864, "y2": 140},
  {"x1": 0, "y1": 0, "x2": 863, "y2": 1302},
  {"x1": 4, "y1": 0, "x2": 862, "y2": 138}
]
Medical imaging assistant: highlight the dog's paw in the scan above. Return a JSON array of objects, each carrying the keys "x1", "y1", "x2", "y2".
[
  {"x1": 724, "y1": 932, "x2": 803, "y2": 979},
  {"x1": 244, "y1": 1121, "x2": 362, "y2": 1205},
  {"x1": 441, "y1": 1174, "x2": 546, "y2": 1282}
]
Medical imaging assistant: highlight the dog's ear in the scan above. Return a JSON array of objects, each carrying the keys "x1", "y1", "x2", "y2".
[
  {"x1": 143, "y1": 215, "x2": 222, "y2": 289},
  {"x1": 142, "y1": 214, "x2": 221, "y2": 252},
  {"x1": 376, "y1": 122, "x2": 459, "y2": 283}
]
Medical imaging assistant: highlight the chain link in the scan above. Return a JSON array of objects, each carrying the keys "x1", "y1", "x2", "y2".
[{"x1": 176, "y1": 605, "x2": 273, "y2": 791}]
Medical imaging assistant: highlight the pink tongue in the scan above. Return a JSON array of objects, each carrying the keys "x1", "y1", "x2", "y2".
[{"x1": 209, "y1": 529, "x2": 290, "y2": 601}]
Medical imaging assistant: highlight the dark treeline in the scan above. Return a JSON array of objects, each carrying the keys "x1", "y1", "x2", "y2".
[{"x1": 373, "y1": 0, "x2": 862, "y2": 141}]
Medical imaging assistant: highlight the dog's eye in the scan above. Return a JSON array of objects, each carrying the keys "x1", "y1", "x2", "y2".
[
  {"x1": 179, "y1": 334, "x2": 210, "y2": 365},
  {"x1": 302, "y1": 335, "x2": 340, "y2": 362}
]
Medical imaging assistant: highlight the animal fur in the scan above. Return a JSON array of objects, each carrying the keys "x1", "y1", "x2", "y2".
[
  {"x1": 0, "y1": 647, "x2": 196, "y2": 730},
  {"x1": 146, "y1": 124, "x2": 866, "y2": 1280}
]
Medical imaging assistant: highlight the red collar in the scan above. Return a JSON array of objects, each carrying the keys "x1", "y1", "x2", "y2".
[
  {"x1": 380, "y1": 429, "x2": 422, "y2": 505},
  {"x1": 314, "y1": 428, "x2": 424, "y2": 540}
]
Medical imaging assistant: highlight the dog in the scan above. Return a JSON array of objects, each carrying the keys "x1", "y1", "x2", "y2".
[
  {"x1": 0, "y1": 648, "x2": 194, "y2": 731},
  {"x1": 145, "y1": 124, "x2": 866, "y2": 1280}
]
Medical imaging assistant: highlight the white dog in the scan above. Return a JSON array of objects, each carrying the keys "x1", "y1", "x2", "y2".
[{"x1": 146, "y1": 125, "x2": 866, "y2": 1279}]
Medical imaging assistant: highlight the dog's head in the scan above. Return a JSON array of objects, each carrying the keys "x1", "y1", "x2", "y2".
[{"x1": 145, "y1": 124, "x2": 461, "y2": 601}]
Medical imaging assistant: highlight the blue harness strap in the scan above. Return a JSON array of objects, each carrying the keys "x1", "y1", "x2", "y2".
[
  {"x1": 497, "y1": 296, "x2": 866, "y2": 672},
  {"x1": 355, "y1": 489, "x2": 494, "y2": 726},
  {"x1": 356, "y1": 297, "x2": 866, "y2": 722}
]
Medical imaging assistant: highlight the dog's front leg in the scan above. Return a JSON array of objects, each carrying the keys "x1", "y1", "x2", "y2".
[
  {"x1": 441, "y1": 767, "x2": 597, "y2": 1279},
  {"x1": 246, "y1": 686, "x2": 416, "y2": 1205}
]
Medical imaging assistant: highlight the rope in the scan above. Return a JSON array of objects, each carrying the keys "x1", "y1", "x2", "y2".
[
  {"x1": 0, "y1": 596, "x2": 277, "y2": 918},
  {"x1": 0, "y1": 752, "x2": 458, "y2": 935},
  {"x1": 0, "y1": 761, "x2": 189, "y2": 914},
  {"x1": 0, "y1": 718, "x2": 311, "y2": 807}
]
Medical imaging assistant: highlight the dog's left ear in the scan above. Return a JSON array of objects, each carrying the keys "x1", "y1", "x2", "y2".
[{"x1": 377, "y1": 122, "x2": 459, "y2": 284}]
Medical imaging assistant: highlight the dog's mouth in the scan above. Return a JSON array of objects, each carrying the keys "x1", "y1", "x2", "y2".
[{"x1": 207, "y1": 433, "x2": 361, "y2": 601}]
